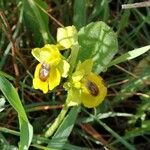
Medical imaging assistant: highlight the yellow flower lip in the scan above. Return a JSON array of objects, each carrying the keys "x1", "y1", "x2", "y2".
[
  {"x1": 33, "y1": 63, "x2": 61, "y2": 93},
  {"x1": 81, "y1": 73, "x2": 107, "y2": 108},
  {"x1": 33, "y1": 60, "x2": 70, "y2": 93}
]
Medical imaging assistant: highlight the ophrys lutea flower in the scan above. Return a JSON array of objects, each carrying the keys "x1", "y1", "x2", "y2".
[
  {"x1": 32, "y1": 44, "x2": 70, "y2": 93},
  {"x1": 64, "y1": 59, "x2": 107, "y2": 108}
]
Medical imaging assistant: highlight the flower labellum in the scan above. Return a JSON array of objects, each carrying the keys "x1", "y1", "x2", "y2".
[{"x1": 80, "y1": 72, "x2": 107, "y2": 108}]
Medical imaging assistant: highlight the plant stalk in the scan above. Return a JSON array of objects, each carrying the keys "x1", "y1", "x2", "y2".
[{"x1": 44, "y1": 104, "x2": 69, "y2": 138}]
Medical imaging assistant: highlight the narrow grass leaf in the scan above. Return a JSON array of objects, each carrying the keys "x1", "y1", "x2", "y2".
[
  {"x1": 117, "y1": 9, "x2": 130, "y2": 33},
  {"x1": 0, "y1": 126, "x2": 88, "y2": 150},
  {"x1": 0, "y1": 8, "x2": 23, "y2": 69},
  {"x1": 0, "y1": 134, "x2": 18, "y2": 150},
  {"x1": 125, "y1": 121, "x2": 150, "y2": 139},
  {"x1": 112, "y1": 55, "x2": 150, "y2": 105},
  {"x1": 22, "y1": 0, "x2": 53, "y2": 46},
  {"x1": 73, "y1": 0, "x2": 86, "y2": 29},
  {"x1": 33, "y1": 143, "x2": 88, "y2": 150},
  {"x1": 112, "y1": 72, "x2": 150, "y2": 105},
  {"x1": 83, "y1": 108, "x2": 136, "y2": 150},
  {"x1": 108, "y1": 45, "x2": 150, "y2": 67},
  {"x1": 0, "y1": 75, "x2": 33, "y2": 150},
  {"x1": 89, "y1": 0, "x2": 109, "y2": 22}
]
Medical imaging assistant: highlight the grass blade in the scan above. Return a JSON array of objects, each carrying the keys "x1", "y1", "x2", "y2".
[
  {"x1": 108, "y1": 45, "x2": 150, "y2": 67},
  {"x1": 73, "y1": 0, "x2": 86, "y2": 29},
  {"x1": 22, "y1": 0, "x2": 53, "y2": 45},
  {"x1": 83, "y1": 108, "x2": 136, "y2": 150},
  {"x1": 0, "y1": 75, "x2": 33, "y2": 150}
]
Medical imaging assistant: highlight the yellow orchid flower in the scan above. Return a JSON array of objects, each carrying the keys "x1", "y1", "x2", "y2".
[
  {"x1": 32, "y1": 44, "x2": 70, "y2": 93},
  {"x1": 80, "y1": 72, "x2": 107, "y2": 108},
  {"x1": 57, "y1": 25, "x2": 78, "y2": 49},
  {"x1": 64, "y1": 59, "x2": 107, "y2": 108}
]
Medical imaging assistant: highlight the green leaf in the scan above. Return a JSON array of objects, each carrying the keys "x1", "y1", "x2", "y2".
[
  {"x1": 89, "y1": 0, "x2": 109, "y2": 22},
  {"x1": 112, "y1": 55, "x2": 150, "y2": 105},
  {"x1": 73, "y1": 0, "x2": 87, "y2": 29},
  {"x1": 77, "y1": 21, "x2": 118, "y2": 74},
  {"x1": 0, "y1": 134, "x2": 18, "y2": 150},
  {"x1": 0, "y1": 75, "x2": 33, "y2": 150},
  {"x1": 117, "y1": 9, "x2": 130, "y2": 33},
  {"x1": 22, "y1": 0, "x2": 54, "y2": 46},
  {"x1": 108, "y1": 45, "x2": 150, "y2": 67},
  {"x1": 19, "y1": 117, "x2": 33, "y2": 150},
  {"x1": 112, "y1": 70, "x2": 150, "y2": 105},
  {"x1": 124, "y1": 127, "x2": 150, "y2": 141},
  {"x1": 46, "y1": 107, "x2": 79, "y2": 149}
]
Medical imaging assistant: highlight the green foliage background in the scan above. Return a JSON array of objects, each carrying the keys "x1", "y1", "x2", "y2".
[{"x1": 0, "y1": 0, "x2": 150, "y2": 150}]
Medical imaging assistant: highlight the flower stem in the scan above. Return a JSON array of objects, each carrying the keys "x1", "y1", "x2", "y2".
[
  {"x1": 44, "y1": 104, "x2": 69, "y2": 138},
  {"x1": 68, "y1": 44, "x2": 79, "y2": 75}
]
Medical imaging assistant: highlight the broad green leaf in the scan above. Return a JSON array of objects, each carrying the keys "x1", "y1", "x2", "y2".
[
  {"x1": 108, "y1": 45, "x2": 150, "y2": 67},
  {"x1": 22, "y1": 0, "x2": 53, "y2": 46},
  {"x1": 0, "y1": 75, "x2": 33, "y2": 150},
  {"x1": 46, "y1": 107, "x2": 79, "y2": 149},
  {"x1": 77, "y1": 21, "x2": 118, "y2": 74}
]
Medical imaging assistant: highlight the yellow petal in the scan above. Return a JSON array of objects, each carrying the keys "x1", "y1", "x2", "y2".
[
  {"x1": 71, "y1": 59, "x2": 93, "y2": 84},
  {"x1": 72, "y1": 70, "x2": 84, "y2": 83},
  {"x1": 32, "y1": 44, "x2": 61, "y2": 65},
  {"x1": 33, "y1": 78, "x2": 49, "y2": 94},
  {"x1": 57, "y1": 59, "x2": 70, "y2": 78},
  {"x1": 31, "y1": 48, "x2": 41, "y2": 62},
  {"x1": 34, "y1": 63, "x2": 42, "y2": 78},
  {"x1": 81, "y1": 73, "x2": 107, "y2": 108},
  {"x1": 57, "y1": 26, "x2": 77, "y2": 49},
  {"x1": 76, "y1": 59, "x2": 93, "y2": 76},
  {"x1": 48, "y1": 68, "x2": 61, "y2": 90}
]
